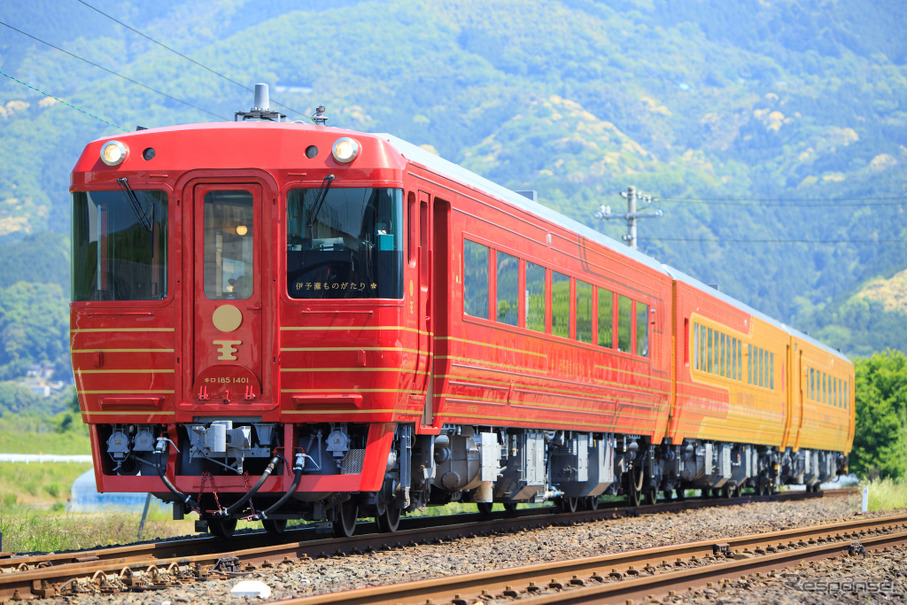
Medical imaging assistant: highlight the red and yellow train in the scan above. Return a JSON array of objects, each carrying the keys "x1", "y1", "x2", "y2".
[{"x1": 70, "y1": 86, "x2": 853, "y2": 537}]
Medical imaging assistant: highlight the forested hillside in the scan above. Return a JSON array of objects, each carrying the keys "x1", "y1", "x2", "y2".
[{"x1": 0, "y1": 0, "x2": 905, "y2": 389}]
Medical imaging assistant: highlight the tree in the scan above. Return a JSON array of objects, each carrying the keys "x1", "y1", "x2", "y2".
[{"x1": 851, "y1": 350, "x2": 907, "y2": 479}]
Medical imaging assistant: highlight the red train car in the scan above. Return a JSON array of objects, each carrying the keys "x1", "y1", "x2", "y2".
[{"x1": 70, "y1": 87, "x2": 852, "y2": 537}]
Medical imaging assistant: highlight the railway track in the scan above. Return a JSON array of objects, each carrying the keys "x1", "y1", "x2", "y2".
[
  {"x1": 0, "y1": 488, "x2": 857, "y2": 601},
  {"x1": 272, "y1": 512, "x2": 907, "y2": 604}
]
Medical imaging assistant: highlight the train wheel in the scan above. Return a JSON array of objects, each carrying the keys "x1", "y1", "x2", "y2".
[
  {"x1": 375, "y1": 503, "x2": 402, "y2": 533},
  {"x1": 208, "y1": 518, "x2": 237, "y2": 539},
  {"x1": 626, "y1": 465, "x2": 644, "y2": 507},
  {"x1": 476, "y1": 502, "x2": 494, "y2": 517},
  {"x1": 558, "y1": 496, "x2": 580, "y2": 513},
  {"x1": 503, "y1": 502, "x2": 519, "y2": 516},
  {"x1": 674, "y1": 488, "x2": 686, "y2": 501},
  {"x1": 262, "y1": 519, "x2": 287, "y2": 535},
  {"x1": 643, "y1": 487, "x2": 658, "y2": 505},
  {"x1": 333, "y1": 499, "x2": 358, "y2": 538},
  {"x1": 586, "y1": 496, "x2": 600, "y2": 510}
]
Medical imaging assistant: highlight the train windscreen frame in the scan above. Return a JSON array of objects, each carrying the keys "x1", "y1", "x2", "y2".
[{"x1": 286, "y1": 187, "x2": 403, "y2": 299}]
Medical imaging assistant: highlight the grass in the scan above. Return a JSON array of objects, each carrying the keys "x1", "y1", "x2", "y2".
[
  {"x1": 0, "y1": 459, "x2": 196, "y2": 553},
  {"x1": 0, "y1": 504, "x2": 196, "y2": 553},
  {"x1": 0, "y1": 417, "x2": 91, "y2": 456},
  {"x1": 0, "y1": 461, "x2": 92, "y2": 506},
  {"x1": 0, "y1": 421, "x2": 195, "y2": 553},
  {"x1": 864, "y1": 477, "x2": 907, "y2": 512}
]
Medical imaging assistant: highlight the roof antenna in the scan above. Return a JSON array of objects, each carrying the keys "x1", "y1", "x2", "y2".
[
  {"x1": 235, "y1": 83, "x2": 286, "y2": 121},
  {"x1": 311, "y1": 106, "x2": 328, "y2": 126}
]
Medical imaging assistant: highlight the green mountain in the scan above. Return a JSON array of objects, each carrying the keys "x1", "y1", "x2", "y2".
[{"x1": 0, "y1": 0, "x2": 905, "y2": 382}]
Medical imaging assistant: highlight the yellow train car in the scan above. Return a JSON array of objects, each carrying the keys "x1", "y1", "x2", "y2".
[
  {"x1": 667, "y1": 267, "x2": 852, "y2": 495},
  {"x1": 787, "y1": 333, "x2": 855, "y2": 459}
]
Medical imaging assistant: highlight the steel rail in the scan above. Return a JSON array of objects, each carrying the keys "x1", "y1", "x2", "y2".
[{"x1": 265, "y1": 513, "x2": 907, "y2": 605}]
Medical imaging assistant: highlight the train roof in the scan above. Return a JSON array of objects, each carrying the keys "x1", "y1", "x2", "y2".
[
  {"x1": 663, "y1": 264, "x2": 848, "y2": 362},
  {"x1": 377, "y1": 132, "x2": 848, "y2": 364},
  {"x1": 375, "y1": 133, "x2": 668, "y2": 276}
]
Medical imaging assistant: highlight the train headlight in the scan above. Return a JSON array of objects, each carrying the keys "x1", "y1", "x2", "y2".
[
  {"x1": 100, "y1": 140, "x2": 128, "y2": 166},
  {"x1": 332, "y1": 137, "x2": 359, "y2": 164}
]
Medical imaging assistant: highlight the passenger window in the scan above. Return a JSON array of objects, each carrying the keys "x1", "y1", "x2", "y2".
[
  {"x1": 719, "y1": 333, "x2": 726, "y2": 377},
  {"x1": 551, "y1": 272, "x2": 570, "y2": 338},
  {"x1": 693, "y1": 322, "x2": 700, "y2": 370},
  {"x1": 770, "y1": 353, "x2": 775, "y2": 390},
  {"x1": 707, "y1": 328, "x2": 714, "y2": 373},
  {"x1": 525, "y1": 262, "x2": 546, "y2": 333},
  {"x1": 496, "y1": 251, "x2": 519, "y2": 326},
  {"x1": 617, "y1": 295, "x2": 632, "y2": 352},
  {"x1": 575, "y1": 281, "x2": 593, "y2": 344},
  {"x1": 598, "y1": 288, "x2": 614, "y2": 348},
  {"x1": 758, "y1": 349, "x2": 764, "y2": 387},
  {"x1": 747, "y1": 345, "x2": 752, "y2": 384},
  {"x1": 464, "y1": 240, "x2": 489, "y2": 319}
]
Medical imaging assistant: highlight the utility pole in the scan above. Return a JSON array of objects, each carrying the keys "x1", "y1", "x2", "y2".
[{"x1": 594, "y1": 186, "x2": 663, "y2": 250}]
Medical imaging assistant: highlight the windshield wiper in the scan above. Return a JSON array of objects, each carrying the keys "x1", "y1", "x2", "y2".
[
  {"x1": 309, "y1": 174, "x2": 335, "y2": 224},
  {"x1": 117, "y1": 177, "x2": 153, "y2": 232},
  {"x1": 305, "y1": 174, "x2": 335, "y2": 240}
]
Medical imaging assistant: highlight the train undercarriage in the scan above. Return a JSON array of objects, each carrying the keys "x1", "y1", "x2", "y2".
[{"x1": 100, "y1": 420, "x2": 847, "y2": 538}]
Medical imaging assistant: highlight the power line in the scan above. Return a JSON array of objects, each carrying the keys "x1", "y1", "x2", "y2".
[
  {"x1": 0, "y1": 69, "x2": 128, "y2": 132},
  {"x1": 659, "y1": 197, "x2": 906, "y2": 207},
  {"x1": 0, "y1": 21, "x2": 230, "y2": 121},
  {"x1": 74, "y1": 0, "x2": 306, "y2": 117},
  {"x1": 645, "y1": 237, "x2": 905, "y2": 245}
]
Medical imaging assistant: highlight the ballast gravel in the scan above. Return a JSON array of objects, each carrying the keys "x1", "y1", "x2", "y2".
[{"x1": 47, "y1": 493, "x2": 907, "y2": 605}]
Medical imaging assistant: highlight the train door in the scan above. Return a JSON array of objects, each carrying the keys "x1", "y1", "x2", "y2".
[
  {"x1": 784, "y1": 342, "x2": 805, "y2": 450},
  {"x1": 184, "y1": 182, "x2": 267, "y2": 406},
  {"x1": 429, "y1": 198, "x2": 451, "y2": 428},
  {"x1": 412, "y1": 191, "x2": 433, "y2": 426}
]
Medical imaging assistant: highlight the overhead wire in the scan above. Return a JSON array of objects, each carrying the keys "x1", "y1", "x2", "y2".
[
  {"x1": 0, "y1": 21, "x2": 230, "y2": 121},
  {"x1": 0, "y1": 68, "x2": 128, "y2": 132},
  {"x1": 642, "y1": 237, "x2": 905, "y2": 245},
  {"x1": 74, "y1": 0, "x2": 307, "y2": 117},
  {"x1": 657, "y1": 196, "x2": 906, "y2": 207}
]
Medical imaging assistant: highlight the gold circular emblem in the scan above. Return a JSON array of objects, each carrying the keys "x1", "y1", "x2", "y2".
[{"x1": 212, "y1": 304, "x2": 243, "y2": 332}]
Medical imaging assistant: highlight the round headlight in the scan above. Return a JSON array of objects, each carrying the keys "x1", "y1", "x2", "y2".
[
  {"x1": 332, "y1": 137, "x2": 360, "y2": 164},
  {"x1": 100, "y1": 140, "x2": 128, "y2": 166}
]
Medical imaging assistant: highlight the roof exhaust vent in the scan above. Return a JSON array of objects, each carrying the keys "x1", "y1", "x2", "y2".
[
  {"x1": 235, "y1": 83, "x2": 286, "y2": 122},
  {"x1": 252, "y1": 83, "x2": 270, "y2": 111}
]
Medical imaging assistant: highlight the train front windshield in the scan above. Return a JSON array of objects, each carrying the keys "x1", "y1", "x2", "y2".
[
  {"x1": 286, "y1": 187, "x2": 403, "y2": 299},
  {"x1": 72, "y1": 190, "x2": 168, "y2": 301}
]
